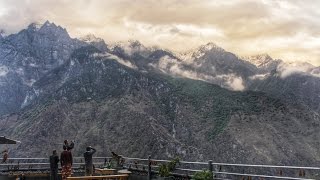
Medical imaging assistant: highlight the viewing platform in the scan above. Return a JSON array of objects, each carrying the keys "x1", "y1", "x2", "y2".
[{"x1": 1, "y1": 156, "x2": 319, "y2": 180}]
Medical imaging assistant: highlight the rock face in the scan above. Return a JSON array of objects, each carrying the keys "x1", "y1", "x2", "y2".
[
  {"x1": 0, "y1": 22, "x2": 320, "y2": 168},
  {"x1": 0, "y1": 21, "x2": 87, "y2": 115}
]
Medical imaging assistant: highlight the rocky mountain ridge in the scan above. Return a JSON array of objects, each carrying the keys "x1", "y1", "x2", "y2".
[
  {"x1": 0, "y1": 21, "x2": 319, "y2": 168},
  {"x1": 1, "y1": 45, "x2": 320, "y2": 168}
]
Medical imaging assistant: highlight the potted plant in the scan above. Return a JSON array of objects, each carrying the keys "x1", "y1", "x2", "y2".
[
  {"x1": 157, "y1": 157, "x2": 180, "y2": 180},
  {"x1": 192, "y1": 170, "x2": 213, "y2": 180}
]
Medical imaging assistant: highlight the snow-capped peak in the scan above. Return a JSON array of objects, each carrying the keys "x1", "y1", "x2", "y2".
[
  {"x1": 177, "y1": 42, "x2": 225, "y2": 62},
  {"x1": 198, "y1": 42, "x2": 225, "y2": 52},
  {"x1": 242, "y1": 54, "x2": 276, "y2": 68},
  {"x1": 80, "y1": 34, "x2": 104, "y2": 43}
]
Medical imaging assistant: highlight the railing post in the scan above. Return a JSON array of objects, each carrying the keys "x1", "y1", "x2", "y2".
[
  {"x1": 299, "y1": 169, "x2": 305, "y2": 177},
  {"x1": 208, "y1": 160, "x2": 213, "y2": 172},
  {"x1": 148, "y1": 155, "x2": 152, "y2": 180}
]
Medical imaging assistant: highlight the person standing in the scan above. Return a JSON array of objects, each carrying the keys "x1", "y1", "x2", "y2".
[
  {"x1": 49, "y1": 150, "x2": 59, "y2": 180},
  {"x1": 83, "y1": 146, "x2": 96, "y2": 176},
  {"x1": 1, "y1": 149, "x2": 8, "y2": 163},
  {"x1": 60, "y1": 146, "x2": 72, "y2": 180}
]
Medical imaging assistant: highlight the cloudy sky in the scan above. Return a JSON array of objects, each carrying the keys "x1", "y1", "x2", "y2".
[{"x1": 0, "y1": 0, "x2": 319, "y2": 66}]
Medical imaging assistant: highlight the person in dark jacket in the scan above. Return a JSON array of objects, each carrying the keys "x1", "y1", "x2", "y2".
[
  {"x1": 1, "y1": 149, "x2": 8, "y2": 163},
  {"x1": 49, "y1": 150, "x2": 59, "y2": 180},
  {"x1": 63, "y1": 140, "x2": 74, "y2": 151},
  {"x1": 84, "y1": 146, "x2": 96, "y2": 176},
  {"x1": 60, "y1": 146, "x2": 73, "y2": 180}
]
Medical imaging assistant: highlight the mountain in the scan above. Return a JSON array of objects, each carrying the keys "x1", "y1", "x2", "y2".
[
  {"x1": 0, "y1": 21, "x2": 108, "y2": 115},
  {"x1": 241, "y1": 54, "x2": 320, "y2": 114},
  {"x1": 109, "y1": 41, "x2": 259, "y2": 91},
  {"x1": 0, "y1": 21, "x2": 81, "y2": 115},
  {"x1": 178, "y1": 43, "x2": 257, "y2": 76},
  {"x1": 1, "y1": 45, "x2": 320, "y2": 168},
  {"x1": 16, "y1": 21, "x2": 318, "y2": 115},
  {"x1": 148, "y1": 43, "x2": 258, "y2": 91},
  {"x1": 0, "y1": 21, "x2": 320, "y2": 167},
  {"x1": 248, "y1": 61, "x2": 320, "y2": 113}
]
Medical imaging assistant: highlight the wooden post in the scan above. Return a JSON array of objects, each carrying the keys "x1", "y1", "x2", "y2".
[{"x1": 148, "y1": 155, "x2": 151, "y2": 180}]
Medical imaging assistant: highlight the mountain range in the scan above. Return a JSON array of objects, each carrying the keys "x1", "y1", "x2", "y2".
[{"x1": 0, "y1": 21, "x2": 319, "y2": 167}]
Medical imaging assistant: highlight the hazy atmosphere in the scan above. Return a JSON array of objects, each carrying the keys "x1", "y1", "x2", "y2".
[{"x1": 0, "y1": 0, "x2": 319, "y2": 65}]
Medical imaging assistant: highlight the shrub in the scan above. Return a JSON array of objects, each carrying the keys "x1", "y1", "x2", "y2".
[
  {"x1": 192, "y1": 170, "x2": 213, "y2": 180},
  {"x1": 159, "y1": 157, "x2": 180, "y2": 177}
]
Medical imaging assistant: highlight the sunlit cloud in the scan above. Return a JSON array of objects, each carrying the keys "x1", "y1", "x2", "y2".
[{"x1": 0, "y1": 0, "x2": 319, "y2": 66}]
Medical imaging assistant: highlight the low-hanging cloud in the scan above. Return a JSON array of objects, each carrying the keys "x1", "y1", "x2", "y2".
[
  {"x1": 277, "y1": 62, "x2": 320, "y2": 78},
  {"x1": 0, "y1": 0, "x2": 319, "y2": 66},
  {"x1": 153, "y1": 55, "x2": 245, "y2": 91}
]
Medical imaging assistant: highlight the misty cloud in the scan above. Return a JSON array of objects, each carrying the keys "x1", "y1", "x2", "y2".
[
  {"x1": 277, "y1": 62, "x2": 320, "y2": 78},
  {"x1": 93, "y1": 52, "x2": 137, "y2": 69},
  {"x1": 154, "y1": 55, "x2": 245, "y2": 91}
]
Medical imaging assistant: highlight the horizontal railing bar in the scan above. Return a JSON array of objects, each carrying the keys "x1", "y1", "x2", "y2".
[
  {"x1": 214, "y1": 171, "x2": 315, "y2": 180},
  {"x1": 125, "y1": 163, "x2": 161, "y2": 168},
  {"x1": 175, "y1": 168, "x2": 202, "y2": 172},
  {"x1": 122, "y1": 157, "x2": 148, "y2": 161},
  {"x1": 179, "y1": 161, "x2": 208, "y2": 165},
  {"x1": 125, "y1": 163, "x2": 149, "y2": 167},
  {"x1": 1, "y1": 158, "x2": 48, "y2": 160},
  {"x1": 1, "y1": 157, "x2": 109, "y2": 160},
  {"x1": 0, "y1": 162, "x2": 105, "y2": 166},
  {"x1": 150, "y1": 159, "x2": 169, "y2": 163},
  {"x1": 211, "y1": 162, "x2": 320, "y2": 170},
  {"x1": 92, "y1": 157, "x2": 112, "y2": 159}
]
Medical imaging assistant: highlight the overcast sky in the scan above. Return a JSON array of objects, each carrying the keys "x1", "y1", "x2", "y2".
[{"x1": 0, "y1": 0, "x2": 319, "y2": 66}]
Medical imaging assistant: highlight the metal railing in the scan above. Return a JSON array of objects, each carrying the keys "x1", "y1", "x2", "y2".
[
  {"x1": 120, "y1": 156, "x2": 320, "y2": 180},
  {"x1": 0, "y1": 157, "x2": 111, "y2": 176},
  {"x1": 1, "y1": 156, "x2": 320, "y2": 179}
]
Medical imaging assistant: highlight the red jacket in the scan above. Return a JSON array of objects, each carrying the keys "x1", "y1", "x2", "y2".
[{"x1": 60, "y1": 150, "x2": 72, "y2": 166}]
